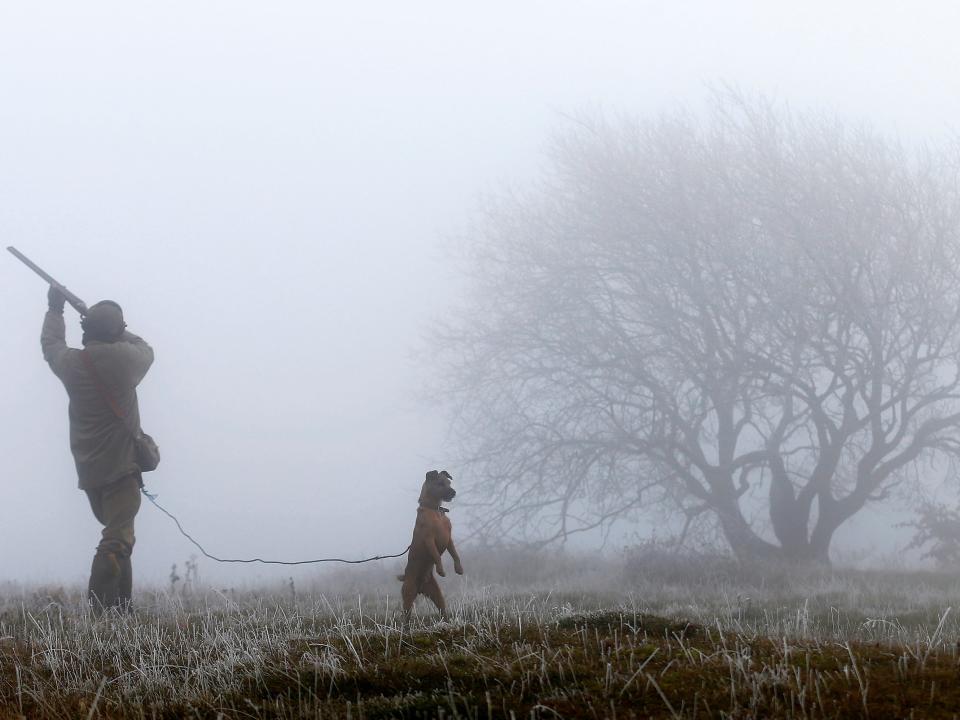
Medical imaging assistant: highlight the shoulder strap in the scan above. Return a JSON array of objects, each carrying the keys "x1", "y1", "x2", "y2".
[{"x1": 81, "y1": 350, "x2": 128, "y2": 421}]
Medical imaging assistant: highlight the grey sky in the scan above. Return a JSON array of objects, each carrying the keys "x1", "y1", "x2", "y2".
[{"x1": 1, "y1": 1, "x2": 956, "y2": 584}]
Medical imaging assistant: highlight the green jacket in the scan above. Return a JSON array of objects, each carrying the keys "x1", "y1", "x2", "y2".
[{"x1": 41, "y1": 311, "x2": 155, "y2": 490}]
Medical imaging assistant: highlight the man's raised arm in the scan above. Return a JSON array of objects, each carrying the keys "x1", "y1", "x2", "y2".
[{"x1": 41, "y1": 287, "x2": 71, "y2": 379}]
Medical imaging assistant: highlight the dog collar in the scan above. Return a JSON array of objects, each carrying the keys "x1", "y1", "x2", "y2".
[{"x1": 419, "y1": 504, "x2": 450, "y2": 514}]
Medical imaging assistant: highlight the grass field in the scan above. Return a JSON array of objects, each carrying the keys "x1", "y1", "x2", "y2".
[{"x1": 3, "y1": 554, "x2": 960, "y2": 718}]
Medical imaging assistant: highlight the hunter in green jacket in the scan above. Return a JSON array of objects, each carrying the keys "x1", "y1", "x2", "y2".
[{"x1": 42, "y1": 287, "x2": 154, "y2": 611}]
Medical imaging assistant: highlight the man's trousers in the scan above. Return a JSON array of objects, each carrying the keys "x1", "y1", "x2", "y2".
[{"x1": 85, "y1": 473, "x2": 141, "y2": 610}]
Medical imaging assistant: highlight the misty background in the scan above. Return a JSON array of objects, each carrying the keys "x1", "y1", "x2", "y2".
[{"x1": 1, "y1": 1, "x2": 958, "y2": 585}]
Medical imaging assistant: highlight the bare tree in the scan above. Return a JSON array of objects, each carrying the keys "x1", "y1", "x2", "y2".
[{"x1": 437, "y1": 93, "x2": 960, "y2": 565}]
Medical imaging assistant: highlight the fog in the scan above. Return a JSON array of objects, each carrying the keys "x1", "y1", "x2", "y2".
[{"x1": 1, "y1": 1, "x2": 958, "y2": 585}]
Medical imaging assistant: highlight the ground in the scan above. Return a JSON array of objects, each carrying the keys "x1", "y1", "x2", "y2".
[{"x1": 2, "y1": 555, "x2": 960, "y2": 718}]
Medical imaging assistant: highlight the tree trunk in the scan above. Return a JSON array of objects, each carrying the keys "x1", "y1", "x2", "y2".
[
  {"x1": 717, "y1": 509, "x2": 779, "y2": 565},
  {"x1": 718, "y1": 504, "x2": 832, "y2": 570}
]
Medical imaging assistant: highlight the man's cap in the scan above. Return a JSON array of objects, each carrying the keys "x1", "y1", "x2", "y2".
[{"x1": 82, "y1": 300, "x2": 125, "y2": 340}]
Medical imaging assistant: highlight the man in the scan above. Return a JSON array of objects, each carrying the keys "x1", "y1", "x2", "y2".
[{"x1": 41, "y1": 286, "x2": 154, "y2": 610}]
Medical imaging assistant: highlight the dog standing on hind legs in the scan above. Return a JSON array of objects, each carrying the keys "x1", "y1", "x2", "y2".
[{"x1": 398, "y1": 470, "x2": 464, "y2": 622}]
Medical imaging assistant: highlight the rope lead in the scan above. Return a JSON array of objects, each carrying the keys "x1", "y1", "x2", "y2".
[{"x1": 141, "y1": 488, "x2": 410, "y2": 565}]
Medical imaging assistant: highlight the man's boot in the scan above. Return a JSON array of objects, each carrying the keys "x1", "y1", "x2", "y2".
[
  {"x1": 88, "y1": 550, "x2": 121, "y2": 612},
  {"x1": 117, "y1": 554, "x2": 133, "y2": 612}
]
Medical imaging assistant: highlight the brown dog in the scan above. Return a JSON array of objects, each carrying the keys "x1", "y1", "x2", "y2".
[{"x1": 398, "y1": 470, "x2": 463, "y2": 620}]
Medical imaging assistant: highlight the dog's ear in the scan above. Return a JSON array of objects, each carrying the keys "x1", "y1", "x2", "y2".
[
  {"x1": 439, "y1": 470, "x2": 453, "y2": 481},
  {"x1": 425, "y1": 470, "x2": 440, "y2": 483}
]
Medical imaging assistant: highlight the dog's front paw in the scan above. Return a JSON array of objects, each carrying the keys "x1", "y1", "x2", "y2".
[
  {"x1": 454, "y1": 563, "x2": 464, "y2": 575},
  {"x1": 436, "y1": 566, "x2": 446, "y2": 577}
]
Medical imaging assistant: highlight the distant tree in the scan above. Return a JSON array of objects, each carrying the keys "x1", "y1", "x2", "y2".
[
  {"x1": 905, "y1": 501, "x2": 960, "y2": 569},
  {"x1": 437, "y1": 92, "x2": 960, "y2": 566}
]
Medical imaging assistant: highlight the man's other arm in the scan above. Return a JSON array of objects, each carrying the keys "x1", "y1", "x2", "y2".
[{"x1": 114, "y1": 331, "x2": 155, "y2": 388}]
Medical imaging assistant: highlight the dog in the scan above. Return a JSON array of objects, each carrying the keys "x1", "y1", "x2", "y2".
[{"x1": 398, "y1": 469, "x2": 463, "y2": 621}]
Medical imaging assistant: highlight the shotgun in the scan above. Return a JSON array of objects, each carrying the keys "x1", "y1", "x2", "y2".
[{"x1": 7, "y1": 246, "x2": 89, "y2": 315}]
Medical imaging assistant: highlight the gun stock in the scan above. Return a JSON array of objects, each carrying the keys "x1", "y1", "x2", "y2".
[{"x1": 6, "y1": 246, "x2": 89, "y2": 315}]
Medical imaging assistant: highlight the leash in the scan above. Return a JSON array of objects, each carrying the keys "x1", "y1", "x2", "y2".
[{"x1": 141, "y1": 489, "x2": 411, "y2": 565}]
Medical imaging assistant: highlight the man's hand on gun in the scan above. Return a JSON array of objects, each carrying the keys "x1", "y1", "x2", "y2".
[{"x1": 48, "y1": 286, "x2": 67, "y2": 314}]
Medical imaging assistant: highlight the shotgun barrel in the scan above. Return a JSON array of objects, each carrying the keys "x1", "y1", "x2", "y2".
[{"x1": 7, "y1": 246, "x2": 89, "y2": 315}]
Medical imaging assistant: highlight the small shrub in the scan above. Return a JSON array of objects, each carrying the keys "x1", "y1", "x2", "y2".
[{"x1": 904, "y1": 501, "x2": 960, "y2": 569}]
